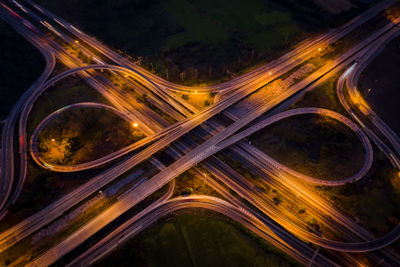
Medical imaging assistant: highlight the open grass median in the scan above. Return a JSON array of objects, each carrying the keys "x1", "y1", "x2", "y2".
[
  {"x1": 37, "y1": 107, "x2": 144, "y2": 166},
  {"x1": 317, "y1": 151, "x2": 400, "y2": 237},
  {"x1": 35, "y1": 0, "x2": 369, "y2": 84},
  {"x1": 27, "y1": 76, "x2": 109, "y2": 136},
  {"x1": 250, "y1": 114, "x2": 365, "y2": 181},
  {"x1": 96, "y1": 209, "x2": 300, "y2": 267}
]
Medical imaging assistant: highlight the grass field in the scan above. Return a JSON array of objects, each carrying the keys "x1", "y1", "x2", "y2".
[
  {"x1": 314, "y1": 0, "x2": 353, "y2": 14},
  {"x1": 178, "y1": 91, "x2": 215, "y2": 111},
  {"x1": 27, "y1": 78, "x2": 109, "y2": 136},
  {"x1": 38, "y1": 107, "x2": 144, "y2": 165},
  {"x1": 173, "y1": 170, "x2": 219, "y2": 197},
  {"x1": 318, "y1": 152, "x2": 400, "y2": 236},
  {"x1": 35, "y1": 0, "x2": 366, "y2": 84},
  {"x1": 250, "y1": 114, "x2": 365, "y2": 181},
  {"x1": 291, "y1": 74, "x2": 347, "y2": 114},
  {"x1": 0, "y1": 20, "x2": 44, "y2": 120},
  {"x1": 97, "y1": 210, "x2": 300, "y2": 267}
]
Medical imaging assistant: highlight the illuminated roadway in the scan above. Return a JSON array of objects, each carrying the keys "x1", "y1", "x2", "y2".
[
  {"x1": 0, "y1": 6, "x2": 55, "y2": 219},
  {"x1": 25, "y1": 21, "x2": 400, "y2": 265},
  {"x1": 29, "y1": 102, "x2": 137, "y2": 170},
  {"x1": 66, "y1": 195, "x2": 340, "y2": 267},
  {"x1": 0, "y1": 0, "x2": 398, "y2": 253},
  {"x1": 24, "y1": 0, "x2": 396, "y2": 93},
  {"x1": 27, "y1": 98, "x2": 378, "y2": 266},
  {"x1": 14, "y1": 1, "x2": 400, "y2": 176},
  {"x1": 337, "y1": 31, "x2": 400, "y2": 167},
  {"x1": 1, "y1": 0, "x2": 400, "y2": 266},
  {"x1": 31, "y1": 104, "x2": 373, "y2": 186},
  {"x1": 5, "y1": 25, "x2": 390, "y2": 264}
]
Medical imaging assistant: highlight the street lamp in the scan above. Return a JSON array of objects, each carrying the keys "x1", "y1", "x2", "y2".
[
  {"x1": 51, "y1": 138, "x2": 55, "y2": 142},
  {"x1": 268, "y1": 72, "x2": 272, "y2": 75},
  {"x1": 133, "y1": 122, "x2": 138, "y2": 128},
  {"x1": 365, "y1": 88, "x2": 372, "y2": 98}
]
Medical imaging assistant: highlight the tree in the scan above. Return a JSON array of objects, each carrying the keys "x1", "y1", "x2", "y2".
[
  {"x1": 136, "y1": 93, "x2": 147, "y2": 103},
  {"x1": 273, "y1": 196, "x2": 282, "y2": 205},
  {"x1": 180, "y1": 72, "x2": 186, "y2": 81}
]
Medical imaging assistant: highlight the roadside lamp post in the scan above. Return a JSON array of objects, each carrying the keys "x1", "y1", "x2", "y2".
[{"x1": 365, "y1": 88, "x2": 372, "y2": 98}]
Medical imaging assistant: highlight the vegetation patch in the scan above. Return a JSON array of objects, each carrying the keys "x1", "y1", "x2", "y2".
[
  {"x1": 179, "y1": 91, "x2": 215, "y2": 111},
  {"x1": 173, "y1": 169, "x2": 219, "y2": 197},
  {"x1": 250, "y1": 114, "x2": 365, "y2": 180},
  {"x1": 290, "y1": 74, "x2": 347, "y2": 114},
  {"x1": 35, "y1": 0, "x2": 367, "y2": 84},
  {"x1": 27, "y1": 79, "x2": 109, "y2": 135},
  {"x1": 317, "y1": 152, "x2": 400, "y2": 236},
  {"x1": 96, "y1": 210, "x2": 300, "y2": 267},
  {"x1": 37, "y1": 107, "x2": 144, "y2": 165},
  {"x1": 313, "y1": 0, "x2": 353, "y2": 14}
]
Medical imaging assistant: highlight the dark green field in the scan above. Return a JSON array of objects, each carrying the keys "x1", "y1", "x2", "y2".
[
  {"x1": 27, "y1": 80, "x2": 109, "y2": 136},
  {"x1": 290, "y1": 74, "x2": 347, "y2": 114},
  {"x1": 0, "y1": 20, "x2": 44, "y2": 120},
  {"x1": 97, "y1": 210, "x2": 299, "y2": 267},
  {"x1": 38, "y1": 107, "x2": 144, "y2": 166},
  {"x1": 251, "y1": 114, "x2": 365, "y2": 181},
  {"x1": 318, "y1": 152, "x2": 400, "y2": 236},
  {"x1": 35, "y1": 0, "x2": 367, "y2": 84}
]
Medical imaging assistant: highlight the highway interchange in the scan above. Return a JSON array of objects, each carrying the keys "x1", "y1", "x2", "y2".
[{"x1": 1, "y1": 0, "x2": 400, "y2": 266}]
